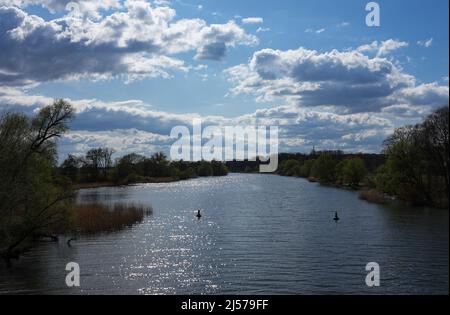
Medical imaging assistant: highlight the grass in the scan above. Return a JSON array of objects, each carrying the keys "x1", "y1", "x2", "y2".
[
  {"x1": 359, "y1": 188, "x2": 387, "y2": 205},
  {"x1": 69, "y1": 203, "x2": 152, "y2": 234}
]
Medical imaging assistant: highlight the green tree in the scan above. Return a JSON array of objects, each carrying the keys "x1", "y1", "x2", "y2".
[
  {"x1": 0, "y1": 100, "x2": 74, "y2": 259},
  {"x1": 299, "y1": 159, "x2": 315, "y2": 178},
  {"x1": 197, "y1": 161, "x2": 213, "y2": 177},
  {"x1": 311, "y1": 154, "x2": 337, "y2": 184},
  {"x1": 180, "y1": 167, "x2": 197, "y2": 180},
  {"x1": 210, "y1": 160, "x2": 229, "y2": 176},
  {"x1": 336, "y1": 158, "x2": 367, "y2": 187},
  {"x1": 114, "y1": 153, "x2": 145, "y2": 183},
  {"x1": 147, "y1": 152, "x2": 170, "y2": 177},
  {"x1": 280, "y1": 160, "x2": 301, "y2": 176},
  {"x1": 376, "y1": 106, "x2": 449, "y2": 207},
  {"x1": 376, "y1": 140, "x2": 429, "y2": 205}
]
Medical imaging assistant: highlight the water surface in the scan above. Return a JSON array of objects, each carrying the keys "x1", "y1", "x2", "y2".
[{"x1": 0, "y1": 174, "x2": 448, "y2": 294}]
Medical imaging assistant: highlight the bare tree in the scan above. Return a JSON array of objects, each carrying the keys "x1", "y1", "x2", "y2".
[{"x1": 85, "y1": 147, "x2": 115, "y2": 180}]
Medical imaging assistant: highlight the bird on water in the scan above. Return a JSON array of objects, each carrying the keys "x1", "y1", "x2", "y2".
[{"x1": 196, "y1": 210, "x2": 202, "y2": 219}]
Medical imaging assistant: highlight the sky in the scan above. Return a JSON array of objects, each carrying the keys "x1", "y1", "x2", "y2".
[{"x1": 0, "y1": 0, "x2": 448, "y2": 160}]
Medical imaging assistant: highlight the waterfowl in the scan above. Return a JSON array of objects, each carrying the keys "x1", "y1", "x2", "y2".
[{"x1": 196, "y1": 210, "x2": 202, "y2": 219}]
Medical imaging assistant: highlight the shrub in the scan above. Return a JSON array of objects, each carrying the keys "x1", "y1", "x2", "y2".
[{"x1": 359, "y1": 188, "x2": 387, "y2": 204}]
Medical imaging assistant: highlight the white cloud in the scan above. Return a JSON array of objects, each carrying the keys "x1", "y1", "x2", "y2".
[
  {"x1": 305, "y1": 27, "x2": 326, "y2": 34},
  {"x1": 154, "y1": 0, "x2": 171, "y2": 6},
  {"x1": 60, "y1": 128, "x2": 172, "y2": 158},
  {"x1": 357, "y1": 39, "x2": 408, "y2": 57},
  {"x1": 1, "y1": 87, "x2": 441, "y2": 156},
  {"x1": 241, "y1": 17, "x2": 264, "y2": 25},
  {"x1": 394, "y1": 82, "x2": 449, "y2": 107},
  {"x1": 337, "y1": 22, "x2": 350, "y2": 27},
  {"x1": 256, "y1": 27, "x2": 270, "y2": 33},
  {"x1": 224, "y1": 44, "x2": 447, "y2": 113},
  {"x1": 0, "y1": 3, "x2": 257, "y2": 86},
  {"x1": 417, "y1": 38, "x2": 433, "y2": 48},
  {"x1": 0, "y1": 0, "x2": 122, "y2": 19}
]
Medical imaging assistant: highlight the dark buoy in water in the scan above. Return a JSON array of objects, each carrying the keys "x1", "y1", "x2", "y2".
[
  {"x1": 333, "y1": 211, "x2": 340, "y2": 222},
  {"x1": 196, "y1": 210, "x2": 202, "y2": 219}
]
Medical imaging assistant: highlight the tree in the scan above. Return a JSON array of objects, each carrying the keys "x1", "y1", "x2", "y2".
[
  {"x1": 85, "y1": 148, "x2": 101, "y2": 180},
  {"x1": 0, "y1": 100, "x2": 74, "y2": 259},
  {"x1": 311, "y1": 154, "x2": 336, "y2": 184},
  {"x1": 85, "y1": 147, "x2": 115, "y2": 181},
  {"x1": 211, "y1": 160, "x2": 229, "y2": 176},
  {"x1": 180, "y1": 167, "x2": 197, "y2": 180},
  {"x1": 61, "y1": 154, "x2": 83, "y2": 182},
  {"x1": 114, "y1": 153, "x2": 145, "y2": 183},
  {"x1": 376, "y1": 140, "x2": 428, "y2": 204},
  {"x1": 376, "y1": 106, "x2": 449, "y2": 207},
  {"x1": 151, "y1": 152, "x2": 169, "y2": 165},
  {"x1": 299, "y1": 159, "x2": 315, "y2": 178},
  {"x1": 197, "y1": 161, "x2": 213, "y2": 177},
  {"x1": 148, "y1": 152, "x2": 170, "y2": 177},
  {"x1": 280, "y1": 160, "x2": 301, "y2": 176},
  {"x1": 417, "y1": 107, "x2": 449, "y2": 196},
  {"x1": 336, "y1": 158, "x2": 367, "y2": 187}
]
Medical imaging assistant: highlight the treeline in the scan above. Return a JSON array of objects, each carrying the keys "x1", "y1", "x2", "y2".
[
  {"x1": 278, "y1": 153, "x2": 371, "y2": 188},
  {"x1": 60, "y1": 150, "x2": 228, "y2": 185},
  {"x1": 226, "y1": 152, "x2": 384, "y2": 186},
  {"x1": 226, "y1": 152, "x2": 384, "y2": 175}
]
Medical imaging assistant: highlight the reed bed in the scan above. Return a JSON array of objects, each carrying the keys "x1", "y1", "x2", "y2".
[
  {"x1": 359, "y1": 188, "x2": 387, "y2": 204},
  {"x1": 70, "y1": 203, "x2": 152, "y2": 234}
]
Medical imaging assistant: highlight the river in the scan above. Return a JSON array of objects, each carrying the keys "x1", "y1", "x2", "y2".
[{"x1": 0, "y1": 174, "x2": 448, "y2": 294}]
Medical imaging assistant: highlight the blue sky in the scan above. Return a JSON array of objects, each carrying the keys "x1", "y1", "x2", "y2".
[{"x1": 0, "y1": 0, "x2": 448, "y2": 159}]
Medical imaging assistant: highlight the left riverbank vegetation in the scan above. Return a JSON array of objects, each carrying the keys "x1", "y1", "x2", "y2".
[
  {"x1": 0, "y1": 100, "x2": 75, "y2": 260},
  {"x1": 1, "y1": 100, "x2": 222, "y2": 261},
  {"x1": 227, "y1": 106, "x2": 449, "y2": 209}
]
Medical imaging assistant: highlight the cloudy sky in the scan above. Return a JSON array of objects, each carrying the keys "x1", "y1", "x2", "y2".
[{"x1": 0, "y1": 0, "x2": 448, "y2": 160}]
